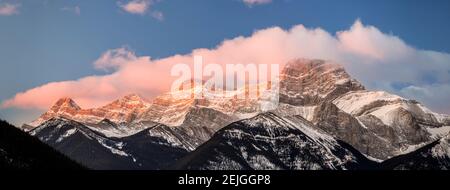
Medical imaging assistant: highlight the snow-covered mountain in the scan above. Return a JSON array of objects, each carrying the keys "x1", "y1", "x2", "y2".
[
  {"x1": 30, "y1": 117, "x2": 190, "y2": 169},
  {"x1": 175, "y1": 113, "x2": 376, "y2": 170},
  {"x1": 24, "y1": 58, "x2": 450, "y2": 169},
  {"x1": 331, "y1": 90, "x2": 450, "y2": 159}
]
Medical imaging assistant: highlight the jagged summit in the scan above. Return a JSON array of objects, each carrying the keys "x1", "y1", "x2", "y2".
[
  {"x1": 102, "y1": 93, "x2": 149, "y2": 109},
  {"x1": 28, "y1": 93, "x2": 151, "y2": 127},
  {"x1": 50, "y1": 97, "x2": 81, "y2": 112},
  {"x1": 120, "y1": 93, "x2": 147, "y2": 102},
  {"x1": 284, "y1": 58, "x2": 341, "y2": 69},
  {"x1": 280, "y1": 59, "x2": 365, "y2": 106},
  {"x1": 28, "y1": 97, "x2": 82, "y2": 127}
]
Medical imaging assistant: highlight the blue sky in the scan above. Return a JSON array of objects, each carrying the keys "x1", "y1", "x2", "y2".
[{"x1": 1, "y1": 0, "x2": 450, "y2": 125}]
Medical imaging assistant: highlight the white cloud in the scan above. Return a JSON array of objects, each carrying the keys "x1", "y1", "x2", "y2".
[
  {"x1": 399, "y1": 84, "x2": 450, "y2": 114},
  {"x1": 0, "y1": 3, "x2": 20, "y2": 16},
  {"x1": 61, "y1": 6, "x2": 81, "y2": 15},
  {"x1": 242, "y1": 0, "x2": 272, "y2": 6},
  {"x1": 93, "y1": 47, "x2": 139, "y2": 71},
  {"x1": 3, "y1": 20, "x2": 450, "y2": 114},
  {"x1": 119, "y1": 0, "x2": 164, "y2": 21}
]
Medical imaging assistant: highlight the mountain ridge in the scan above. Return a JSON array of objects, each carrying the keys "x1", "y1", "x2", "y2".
[{"x1": 24, "y1": 58, "x2": 450, "y2": 164}]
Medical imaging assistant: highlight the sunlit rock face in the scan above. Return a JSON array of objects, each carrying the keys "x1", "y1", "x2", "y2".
[{"x1": 279, "y1": 59, "x2": 364, "y2": 106}]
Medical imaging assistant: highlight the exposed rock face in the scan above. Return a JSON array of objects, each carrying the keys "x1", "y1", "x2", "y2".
[
  {"x1": 29, "y1": 98, "x2": 82, "y2": 127},
  {"x1": 90, "y1": 94, "x2": 151, "y2": 124},
  {"x1": 280, "y1": 59, "x2": 364, "y2": 106},
  {"x1": 29, "y1": 94, "x2": 151, "y2": 127},
  {"x1": 28, "y1": 85, "x2": 269, "y2": 128},
  {"x1": 311, "y1": 102, "x2": 398, "y2": 159}
]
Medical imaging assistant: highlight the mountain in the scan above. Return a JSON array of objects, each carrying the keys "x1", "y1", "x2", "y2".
[
  {"x1": 175, "y1": 113, "x2": 376, "y2": 170},
  {"x1": 29, "y1": 94, "x2": 151, "y2": 127},
  {"x1": 276, "y1": 59, "x2": 450, "y2": 160},
  {"x1": 30, "y1": 117, "x2": 190, "y2": 169},
  {"x1": 0, "y1": 119, "x2": 83, "y2": 169},
  {"x1": 380, "y1": 132, "x2": 450, "y2": 170},
  {"x1": 331, "y1": 90, "x2": 449, "y2": 159},
  {"x1": 22, "y1": 58, "x2": 450, "y2": 169}
]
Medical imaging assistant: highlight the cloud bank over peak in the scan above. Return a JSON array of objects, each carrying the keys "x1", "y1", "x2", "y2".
[{"x1": 2, "y1": 19, "x2": 450, "y2": 114}]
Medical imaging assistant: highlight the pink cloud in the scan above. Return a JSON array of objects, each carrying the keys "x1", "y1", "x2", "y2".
[
  {"x1": 0, "y1": 3, "x2": 20, "y2": 16},
  {"x1": 120, "y1": 0, "x2": 151, "y2": 15},
  {"x1": 119, "y1": 0, "x2": 164, "y2": 21},
  {"x1": 337, "y1": 19, "x2": 413, "y2": 60},
  {"x1": 3, "y1": 20, "x2": 450, "y2": 114}
]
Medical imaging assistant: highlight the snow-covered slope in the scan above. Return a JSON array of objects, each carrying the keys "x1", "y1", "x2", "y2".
[
  {"x1": 381, "y1": 132, "x2": 450, "y2": 170},
  {"x1": 30, "y1": 117, "x2": 189, "y2": 169},
  {"x1": 175, "y1": 113, "x2": 376, "y2": 170},
  {"x1": 331, "y1": 90, "x2": 450, "y2": 158},
  {"x1": 333, "y1": 90, "x2": 445, "y2": 127}
]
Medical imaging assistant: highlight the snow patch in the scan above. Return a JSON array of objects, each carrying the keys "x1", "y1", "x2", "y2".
[
  {"x1": 333, "y1": 91, "x2": 403, "y2": 115},
  {"x1": 56, "y1": 128, "x2": 77, "y2": 143},
  {"x1": 427, "y1": 126, "x2": 450, "y2": 139}
]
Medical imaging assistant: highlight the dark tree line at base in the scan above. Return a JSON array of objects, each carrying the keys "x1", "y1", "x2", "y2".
[{"x1": 0, "y1": 120, "x2": 84, "y2": 170}]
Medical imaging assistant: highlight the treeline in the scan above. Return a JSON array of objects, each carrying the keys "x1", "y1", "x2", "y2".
[{"x1": 0, "y1": 120, "x2": 85, "y2": 170}]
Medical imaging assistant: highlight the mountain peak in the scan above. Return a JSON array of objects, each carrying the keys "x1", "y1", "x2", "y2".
[
  {"x1": 283, "y1": 59, "x2": 346, "y2": 77},
  {"x1": 280, "y1": 58, "x2": 365, "y2": 106},
  {"x1": 99, "y1": 93, "x2": 151, "y2": 121},
  {"x1": 121, "y1": 93, "x2": 146, "y2": 102},
  {"x1": 27, "y1": 97, "x2": 82, "y2": 127},
  {"x1": 103, "y1": 94, "x2": 148, "y2": 107},
  {"x1": 50, "y1": 97, "x2": 81, "y2": 113}
]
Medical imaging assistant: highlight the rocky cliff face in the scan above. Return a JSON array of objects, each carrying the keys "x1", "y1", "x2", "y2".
[
  {"x1": 29, "y1": 94, "x2": 151, "y2": 127},
  {"x1": 279, "y1": 59, "x2": 365, "y2": 106}
]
